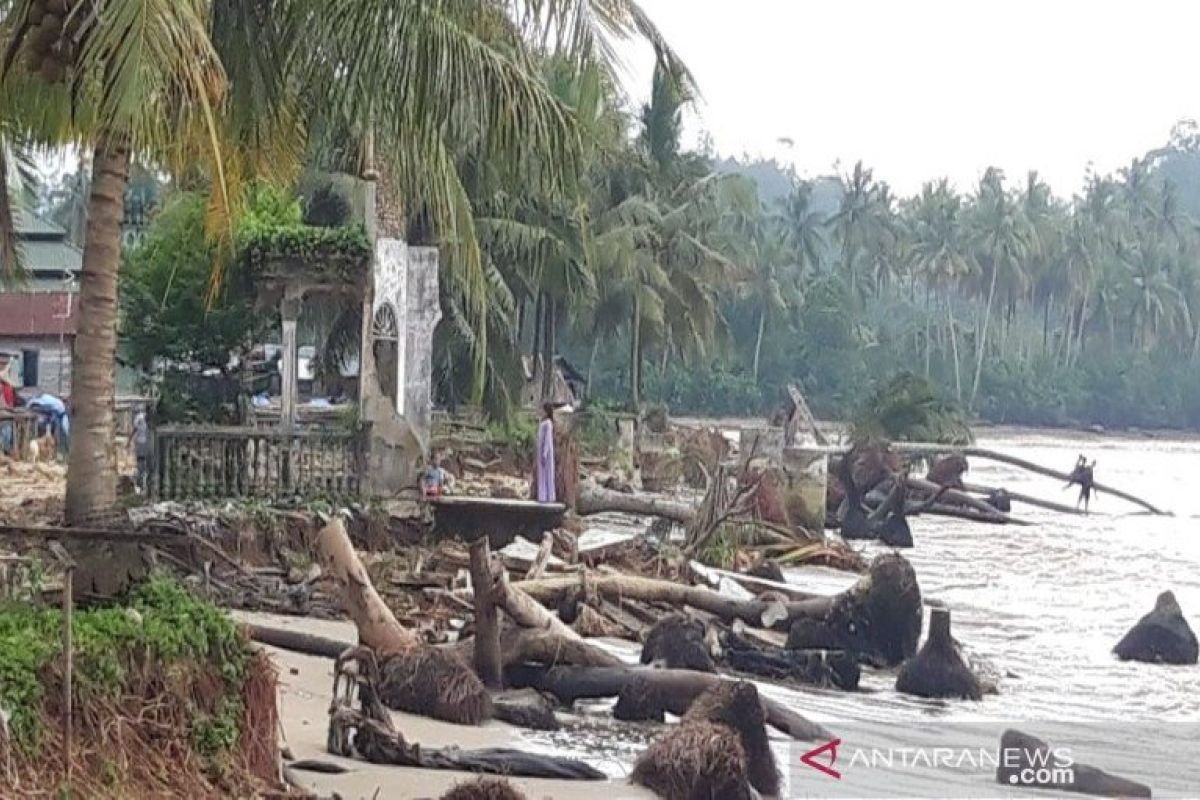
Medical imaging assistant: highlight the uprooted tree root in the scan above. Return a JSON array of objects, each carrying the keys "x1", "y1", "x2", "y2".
[
  {"x1": 374, "y1": 646, "x2": 491, "y2": 726},
  {"x1": 0, "y1": 579, "x2": 281, "y2": 798}
]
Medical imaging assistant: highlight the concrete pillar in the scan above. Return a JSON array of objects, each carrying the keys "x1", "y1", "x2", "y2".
[{"x1": 280, "y1": 286, "x2": 303, "y2": 430}]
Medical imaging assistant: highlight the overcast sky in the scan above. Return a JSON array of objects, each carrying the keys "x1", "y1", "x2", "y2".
[{"x1": 621, "y1": 0, "x2": 1200, "y2": 198}]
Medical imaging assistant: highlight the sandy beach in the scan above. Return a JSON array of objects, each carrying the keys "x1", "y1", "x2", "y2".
[{"x1": 241, "y1": 612, "x2": 655, "y2": 800}]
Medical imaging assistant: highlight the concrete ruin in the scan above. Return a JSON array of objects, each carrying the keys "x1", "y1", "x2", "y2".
[
  {"x1": 152, "y1": 172, "x2": 441, "y2": 501},
  {"x1": 353, "y1": 172, "x2": 442, "y2": 494},
  {"x1": 357, "y1": 233, "x2": 441, "y2": 494}
]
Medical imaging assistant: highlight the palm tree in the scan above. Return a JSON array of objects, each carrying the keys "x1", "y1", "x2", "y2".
[
  {"x1": 736, "y1": 210, "x2": 792, "y2": 381},
  {"x1": 777, "y1": 179, "x2": 826, "y2": 276},
  {"x1": 830, "y1": 160, "x2": 875, "y2": 298},
  {"x1": 3, "y1": 1, "x2": 232, "y2": 524},
  {"x1": 967, "y1": 168, "x2": 1035, "y2": 410},
  {"x1": 906, "y1": 179, "x2": 973, "y2": 401}
]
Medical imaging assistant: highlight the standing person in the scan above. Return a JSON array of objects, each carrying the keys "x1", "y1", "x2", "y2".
[
  {"x1": 132, "y1": 410, "x2": 150, "y2": 493},
  {"x1": 0, "y1": 376, "x2": 14, "y2": 455},
  {"x1": 1078, "y1": 460, "x2": 1097, "y2": 512},
  {"x1": 1064, "y1": 455, "x2": 1096, "y2": 512},
  {"x1": 535, "y1": 402, "x2": 556, "y2": 503}
]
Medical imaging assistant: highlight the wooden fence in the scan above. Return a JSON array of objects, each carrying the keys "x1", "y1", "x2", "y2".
[{"x1": 151, "y1": 424, "x2": 370, "y2": 501}]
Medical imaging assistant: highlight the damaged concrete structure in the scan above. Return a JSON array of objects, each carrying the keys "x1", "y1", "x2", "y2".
[
  {"x1": 152, "y1": 171, "x2": 441, "y2": 501},
  {"x1": 350, "y1": 171, "x2": 442, "y2": 494}
]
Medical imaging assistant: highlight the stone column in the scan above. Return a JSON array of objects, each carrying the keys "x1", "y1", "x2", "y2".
[{"x1": 280, "y1": 286, "x2": 304, "y2": 430}]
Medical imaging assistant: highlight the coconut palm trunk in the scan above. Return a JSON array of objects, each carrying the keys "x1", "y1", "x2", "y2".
[
  {"x1": 65, "y1": 138, "x2": 130, "y2": 525},
  {"x1": 541, "y1": 295, "x2": 556, "y2": 401},
  {"x1": 969, "y1": 259, "x2": 1000, "y2": 410},
  {"x1": 752, "y1": 306, "x2": 766, "y2": 382},
  {"x1": 946, "y1": 299, "x2": 963, "y2": 403},
  {"x1": 629, "y1": 294, "x2": 641, "y2": 410}
]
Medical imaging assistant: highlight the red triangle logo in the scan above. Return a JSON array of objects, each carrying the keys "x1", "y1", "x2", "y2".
[{"x1": 800, "y1": 738, "x2": 842, "y2": 780}]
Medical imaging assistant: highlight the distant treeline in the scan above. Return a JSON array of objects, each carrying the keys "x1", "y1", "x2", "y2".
[{"x1": 579, "y1": 120, "x2": 1200, "y2": 431}]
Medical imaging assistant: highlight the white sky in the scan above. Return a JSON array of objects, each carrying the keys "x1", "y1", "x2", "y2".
[{"x1": 621, "y1": 0, "x2": 1200, "y2": 197}]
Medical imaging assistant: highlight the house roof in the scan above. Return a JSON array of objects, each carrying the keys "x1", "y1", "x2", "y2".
[
  {"x1": 13, "y1": 210, "x2": 68, "y2": 240},
  {"x1": 0, "y1": 291, "x2": 79, "y2": 337},
  {"x1": 1, "y1": 212, "x2": 82, "y2": 279}
]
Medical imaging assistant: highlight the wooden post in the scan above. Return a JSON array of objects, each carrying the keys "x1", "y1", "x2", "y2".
[
  {"x1": 60, "y1": 558, "x2": 74, "y2": 788},
  {"x1": 469, "y1": 536, "x2": 502, "y2": 690}
]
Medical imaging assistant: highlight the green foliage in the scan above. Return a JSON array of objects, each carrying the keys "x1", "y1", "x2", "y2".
[
  {"x1": 487, "y1": 414, "x2": 537, "y2": 453},
  {"x1": 851, "y1": 372, "x2": 973, "y2": 445},
  {"x1": 239, "y1": 222, "x2": 370, "y2": 277},
  {"x1": 191, "y1": 696, "x2": 244, "y2": 758},
  {"x1": 0, "y1": 577, "x2": 248, "y2": 750},
  {"x1": 120, "y1": 193, "x2": 262, "y2": 371}
]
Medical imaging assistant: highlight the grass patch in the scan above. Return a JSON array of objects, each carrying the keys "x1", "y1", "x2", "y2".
[{"x1": 0, "y1": 577, "x2": 248, "y2": 751}]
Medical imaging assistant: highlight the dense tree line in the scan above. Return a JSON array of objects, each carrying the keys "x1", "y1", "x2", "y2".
[{"x1": 567, "y1": 123, "x2": 1200, "y2": 431}]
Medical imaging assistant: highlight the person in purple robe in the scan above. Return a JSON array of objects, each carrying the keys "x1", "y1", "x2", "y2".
[{"x1": 535, "y1": 402, "x2": 556, "y2": 503}]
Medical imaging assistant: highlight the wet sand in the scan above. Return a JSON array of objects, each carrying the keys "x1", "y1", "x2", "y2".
[{"x1": 239, "y1": 612, "x2": 655, "y2": 800}]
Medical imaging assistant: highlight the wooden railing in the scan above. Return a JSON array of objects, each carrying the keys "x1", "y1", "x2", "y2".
[{"x1": 151, "y1": 424, "x2": 370, "y2": 501}]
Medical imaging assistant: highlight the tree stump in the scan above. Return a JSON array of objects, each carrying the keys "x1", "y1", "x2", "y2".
[
  {"x1": 895, "y1": 608, "x2": 982, "y2": 700},
  {"x1": 1113, "y1": 590, "x2": 1198, "y2": 665}
]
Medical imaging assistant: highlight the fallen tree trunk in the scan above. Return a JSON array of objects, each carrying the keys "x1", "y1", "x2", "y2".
[
  {"x1": 490, "y1": 570, "x2": 622, "y2": 668},
  {"x1": 469, "y1": 537, "x2": 503, "y2": 689},
  {"x1": 514, "y1": 553, "x2": 921, "y2": 661},
  {"x1": 513, "y1": 572, "x2": 783, "y2": 628},
  {"x1": 577, "y1": 482, "x2": 695, "y2": 524},
  {"x1": 888, "y1": 444, "x2": 1165, "y2": 515},
  {"x1": 525, "y1": 532, "x2": 555, "y2": 580},
  {"x1": 245, "y1": 624, "x2": 350, "y2": 660},
  {"x1": 249, "y1": 620, "x2": 615, "y2": 671},
  {"x1": 315, "y1": 516, "x2": 420, "y2": 655},
  {"x1": 907, "y1": 502, "x2": 1029, "y2": 525},
  {"x1": 904, "y1": 476, "x2": 1018, "y2": 522},
  {"x1": 961, "y1": 482, "x2": 1083, "y2": 515},
  {"x1": 505, "y1": 664, "x2": 832, "y2": 743}
]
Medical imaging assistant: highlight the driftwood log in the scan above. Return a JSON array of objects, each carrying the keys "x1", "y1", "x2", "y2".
[
  {"x1": 721, "y1": 629, "x2": 860, "y2": 690},
  {"x1": 889, "y1": 444, "x2": 1166, "y2": 515},
  {"x1": 577, "y1": 482, "x2": 695, "y2": 524},
  {"x1": 315, "y1": 515, "x2": 420, "y2": 655},
  {"x1": 996, "y1": 730, "x2": 1151, "y2": 798},
  {"x1": 469, "y1": 537, "x2": 503, "y2": 689},
  {"x1": 514, "y1": 553, "x2": 921, "y2": 661},
  {"x1": 329, "y1": 648, "x2": 602, "y2": 781},
  {"x1": 247, "y1": 621, "x2": 616, "y2": 672},
  {"x1": 504, "y1": 663, "x2": 832, "y2": 742},
  {"x1": 784, "y1": 553, "x2": 922, "y2": 666}
]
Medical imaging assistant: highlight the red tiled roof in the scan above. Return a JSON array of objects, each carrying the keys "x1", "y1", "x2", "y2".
[{"x1": 0, "y1": 291, "x2": 79, "y2": 337}]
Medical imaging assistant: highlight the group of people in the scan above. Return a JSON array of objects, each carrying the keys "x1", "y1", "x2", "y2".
[{"x1": 0, "y1": 377, "x2": 71, "y2": 460}]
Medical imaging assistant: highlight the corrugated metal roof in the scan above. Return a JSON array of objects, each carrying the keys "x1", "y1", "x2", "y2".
[
  {"x1": 12, "y1": 210, "x2": 67, "y2": 239},
  {"x1": 1, "y1": 212, "x2": 81, "y2": 278},
  {"x1": 21, "y1": 240, "x2": 82, "y2": 273},
  {"x1": 0, "y1": 291, "x2": 79, "y2": 336}
]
